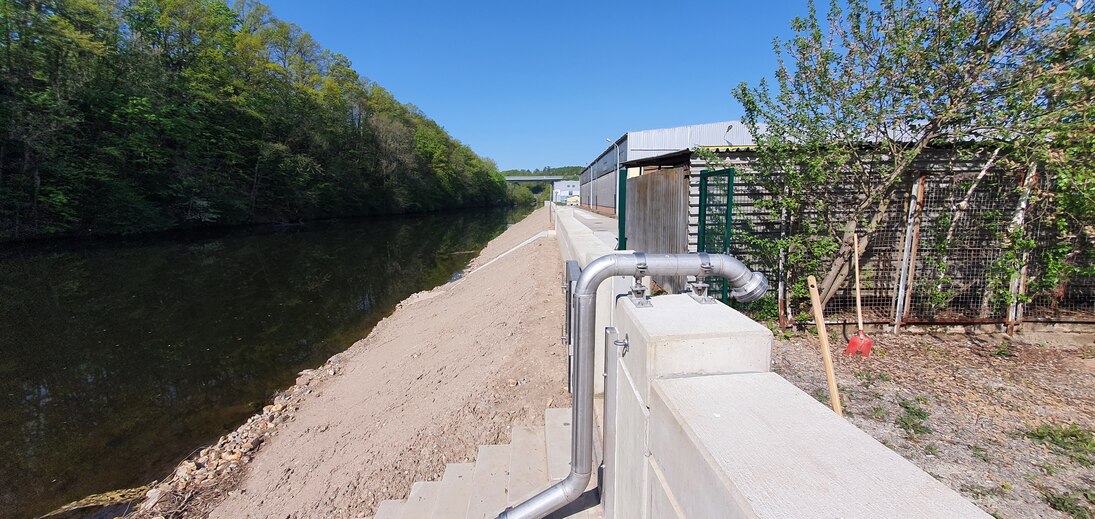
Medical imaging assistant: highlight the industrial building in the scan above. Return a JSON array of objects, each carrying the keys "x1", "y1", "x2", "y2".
[
  {"x1": 552, "y1": 180, "x2": 579, "y2": 204},
  {"x1": 578, "y1": 121, "x2": 754, "y2": 214}
]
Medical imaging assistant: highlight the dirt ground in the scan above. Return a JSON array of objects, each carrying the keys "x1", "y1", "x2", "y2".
[
  {"x1": 773, "y1": 328, "x2": 1095, "y2": 518},
  {"x1": 127, "y1": 207, "x2": 570, "y2": 518}
]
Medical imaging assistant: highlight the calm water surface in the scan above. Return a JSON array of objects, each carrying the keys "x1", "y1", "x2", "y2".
[{"x1": 0, "y1": 209, "x2": 523, "y2": 518}]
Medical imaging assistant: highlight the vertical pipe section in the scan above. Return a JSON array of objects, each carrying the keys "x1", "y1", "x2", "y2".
[
  {"x1": 601, "y1": 327, "x2": 622, "y2": 519},
  {"x1": 498, "y1": 253, "x2": 768, "y2": 519}
]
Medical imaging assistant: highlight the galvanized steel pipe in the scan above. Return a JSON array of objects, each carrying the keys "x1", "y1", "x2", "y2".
[{"x1": 498, "y1": 252, "x2": 768, "y2": 519}]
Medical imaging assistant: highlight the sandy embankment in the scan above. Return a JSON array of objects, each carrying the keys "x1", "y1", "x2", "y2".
[{"x1": 131, "y1": 207, "x2": 569, "y2": 518}]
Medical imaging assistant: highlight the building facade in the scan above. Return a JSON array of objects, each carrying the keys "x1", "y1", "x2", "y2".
[{"x1": 552, "y1": 180, "x2": 580, "y2": 204}]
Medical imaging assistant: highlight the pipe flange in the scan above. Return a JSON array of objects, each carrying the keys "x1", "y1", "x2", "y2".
[{"x1": 730, "y1": 271, "x2": 769, "y2": 303}]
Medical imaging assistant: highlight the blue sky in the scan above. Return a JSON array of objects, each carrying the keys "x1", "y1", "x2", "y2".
[{"x1": 262, "y1": 0, "x2": 808, "y2": 170}]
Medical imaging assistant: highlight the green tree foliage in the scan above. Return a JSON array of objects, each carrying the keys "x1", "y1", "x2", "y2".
[
  {"x1": 733, "y1": 0, "x2": 1093, "y2": 306},
  {"x1": 500, "y1": 166, "x2": 583, "y2": 180},
  {"x1": 508, "y1": 184, "x2": 537, "y2": 207},
  {"x1": 0, "y1": 0, "x2": 509, "y2": 239}
]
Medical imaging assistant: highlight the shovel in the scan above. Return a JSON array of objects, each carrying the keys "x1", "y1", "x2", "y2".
[{"x1": 845, "y1": 233, "x2": 874, "y2": 357}]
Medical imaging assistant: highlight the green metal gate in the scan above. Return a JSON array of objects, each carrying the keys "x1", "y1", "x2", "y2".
[{"x1": 697, "y1": 168, "x2": 736, "y2": 303}]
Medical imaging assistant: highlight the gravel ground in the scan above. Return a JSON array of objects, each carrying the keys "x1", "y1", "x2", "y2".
[{"x1": 773, "y1": 329, "x2": 1095, "y2": 518}]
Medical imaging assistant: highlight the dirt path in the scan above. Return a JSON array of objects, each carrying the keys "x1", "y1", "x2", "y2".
[
  {"x1": 773, "y1": 331, "x2": 1095, "y2": 518},
  {"x1": 130, "y1": 207, "x2": 569, "y2": 518}
]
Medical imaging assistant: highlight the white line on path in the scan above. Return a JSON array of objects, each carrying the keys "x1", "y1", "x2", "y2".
[{"x1": 460, "y1": 231, "x2": 555, "y2": 279}]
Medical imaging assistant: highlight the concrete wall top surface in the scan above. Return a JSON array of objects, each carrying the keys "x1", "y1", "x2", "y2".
[
  {"x1": 653, "y1": 372, "x2": 991, "y2": 518},
  {"x1": 621, "y1": 294, "x2": 771, "y2": 339}
]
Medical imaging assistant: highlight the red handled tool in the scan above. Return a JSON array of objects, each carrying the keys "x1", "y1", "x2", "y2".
[{"x1": 846, "y1": 233, "x2": 874, "y2": 356}]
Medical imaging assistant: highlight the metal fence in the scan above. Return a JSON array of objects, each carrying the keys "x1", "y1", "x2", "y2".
[{"x1": 704, "y1": 161, "x2": 1095, "y2": 329}]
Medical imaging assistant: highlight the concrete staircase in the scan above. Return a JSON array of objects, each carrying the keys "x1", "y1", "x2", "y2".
[{"x1": 369, "y1": 408, "x2": 602, "y2": 519}]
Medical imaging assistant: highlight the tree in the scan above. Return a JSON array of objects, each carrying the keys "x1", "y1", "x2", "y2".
[
  {"x1": 733, "y1": 0, "x2": 1093, "y2": 308},
  {"x1": 0, "y1": 0, "x2": 511, "y2": 239}
]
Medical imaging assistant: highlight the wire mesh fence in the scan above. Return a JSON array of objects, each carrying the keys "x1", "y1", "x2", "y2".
[{"x1": 699, "y1": 159, "x2": 1095, "y2": 328}]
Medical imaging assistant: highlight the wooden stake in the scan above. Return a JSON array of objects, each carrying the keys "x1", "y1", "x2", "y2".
[{"x1": 807, "y1": 275, "x2": 843, "y2": 416}]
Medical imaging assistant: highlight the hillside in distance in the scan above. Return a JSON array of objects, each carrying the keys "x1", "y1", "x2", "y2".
[
  {"x1": 500, "y1": 166, "x2": 583, "y2": 179},
  {"x1": 0, "y1": 0, "x2": 508, "y2": 240}
]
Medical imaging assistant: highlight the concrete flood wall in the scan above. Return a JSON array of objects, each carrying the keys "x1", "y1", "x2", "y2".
[
  {"x1": 554, "y1": 205, "x2": 631, "y2": 394},
  {"x1": 550, "y1": 204, "x2": 990, "y2": 518},
  {"x1": 609, "y1": 294, "x2": 772, "y2": 519}
]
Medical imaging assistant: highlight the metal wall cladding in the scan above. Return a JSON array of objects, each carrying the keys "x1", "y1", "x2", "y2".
[
  {"x1": 585, "y1": 174, "x2": 617, "y2": 212},
  {"x1": 582, "y1": 145, "x2": 625, "y2": 184},
  {"x1": 625, "y1": 167, "x2": 691, "y2": 292},
  {"x1": 580, "y1": 174, "x2": 616, "y2": 210},
  {"x1": 581, "y1": 121, "x2": 755, "y2": 186}
]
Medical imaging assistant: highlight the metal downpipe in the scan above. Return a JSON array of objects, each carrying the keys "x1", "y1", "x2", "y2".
[{"x1": 498, "y1": 253, "x2": 767, "y2": 519}]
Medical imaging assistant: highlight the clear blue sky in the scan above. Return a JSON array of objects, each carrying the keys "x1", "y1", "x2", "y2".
[{"x1": 262, "y1": 0, "x2": 808, "y2": 170}]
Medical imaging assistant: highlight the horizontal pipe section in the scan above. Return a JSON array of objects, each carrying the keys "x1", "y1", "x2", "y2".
[{"x1": 498, "y1": 252, "x2": 767, "y2": 519}]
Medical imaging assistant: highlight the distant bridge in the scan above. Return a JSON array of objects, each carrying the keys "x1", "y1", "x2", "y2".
[{"x1": 503, "y1": 175, "x2": 564, "y2": 183}]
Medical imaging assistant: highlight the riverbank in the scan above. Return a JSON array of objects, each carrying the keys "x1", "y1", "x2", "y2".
[{"x1": 127, "y1": 207, "x2": 568, "y2": 518}]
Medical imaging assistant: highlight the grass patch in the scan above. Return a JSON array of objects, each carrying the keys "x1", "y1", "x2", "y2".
[
  {"x1": 991, "y1": 341, "x2": 1016, "y2": 358},
  {"x1": 1044, "y1": 490, "x2": 1094, "y2": 519},
  {"x1": 963, "y1": 484, "x2": 1007, "y2": 499},
  {"x1": 896, "y1": 397, "x2": 931, "y2": 435},
  {"x1": 925, "y1": 443, "x2": 940, "y2": 456},
  {"x1": 854, "y1": 370, "x2": 892, "y2": 386},
  {"x1": 1027, "y1": 423, "x2": 1095, "y2": 466},
  {"x1": 1036, "y1": 461, "x2": 1058, "y2": 475},
  {"x1": 868, "y1": 405, "x2": 888, "y2": 421},
  {"x1": 970, "y1": 444, "x2": 990, "y2": 463}
]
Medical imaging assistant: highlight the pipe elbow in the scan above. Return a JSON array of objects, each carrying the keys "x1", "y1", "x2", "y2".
[
  {"x1": 559, "y1": 470, "x2": 592, "y2": 502},
  {"x1": 496, "y1": 469, "x2": 590, "y2": 519},
  {"x1": 712, "y1": 255, "x2": 768, "y2": 303},
  {"x1": 575, "y1": 253, "x2": 626, "y2": 296}
]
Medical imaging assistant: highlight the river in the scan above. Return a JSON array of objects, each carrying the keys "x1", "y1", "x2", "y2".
[{"x1": 0, "y1": 208, "x2": 524, "y2": 518}]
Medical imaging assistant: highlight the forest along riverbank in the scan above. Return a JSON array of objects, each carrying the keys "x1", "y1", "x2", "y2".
[
  {"x1": 0, "y1": 208, "x2": 523, "y2": 519},
  {"x1": 128, "y1": 207, "x2": 569, "y2": 518}
]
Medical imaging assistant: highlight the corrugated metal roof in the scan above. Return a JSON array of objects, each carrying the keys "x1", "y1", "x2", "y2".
[{"x1": 626, "y1": 121, "x2": 754, "y2": 159}]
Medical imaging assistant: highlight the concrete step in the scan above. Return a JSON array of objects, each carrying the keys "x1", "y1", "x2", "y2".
[
  {"x1": 544, "y1": 407, "x2": 573, "y2": 482},
  {"x1": 507, "y1": 426, "x2": 549, "y2": 506},
  {"x1": 431, "y1": 463, "x2": 475, "y2": 519},
  {"x1": 465, "y1": 444, "x2": 510, "y2": 519},
  {"x1": 375, "y1": 499, "x2": 405, "y2": 519},
  {"x1": 373, "y1": 407, "x2": 602, "y2": 519},
  {"x1": 403, "y1": 480, "x2": 441, "y2": 518}
]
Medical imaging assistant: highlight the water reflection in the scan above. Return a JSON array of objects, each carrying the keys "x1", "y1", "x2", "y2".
[{"x1": 0, "y1": 209, "x2": 519, "y2": 518}]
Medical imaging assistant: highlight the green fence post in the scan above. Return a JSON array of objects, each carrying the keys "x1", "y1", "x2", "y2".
[
  {"x1": 698, "y1": 173, "x2": 708, "y2": 253},
  {"x1": 720, "y1": 168, "x2": 736, "y2": 304},
  {"x1": 724, "y1": 168, "x2": 736, "y2": 254}
]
